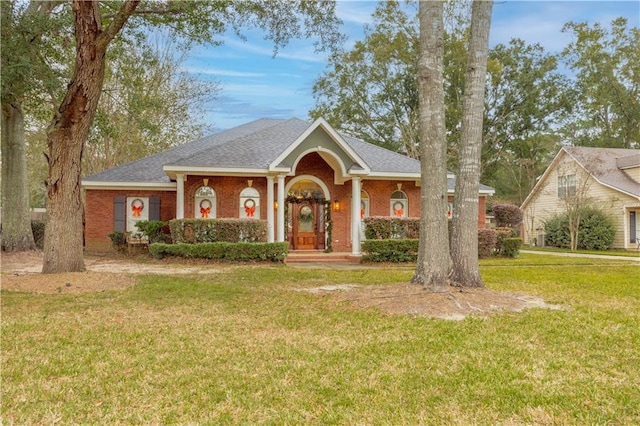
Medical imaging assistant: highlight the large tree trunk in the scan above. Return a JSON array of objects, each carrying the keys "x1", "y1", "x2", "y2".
[
  {"x1": 1, "y1": 102, "x2": 36, "y2": 251},
  {"x1": 42, "y1": 0, "x2": 139, "y2": 273},
  {"x1": 412, "y1": 0, "x2": 451, "y2": 291},
  {"x1": 450, "y1": 0, "x2": 493, "y2": 288}
]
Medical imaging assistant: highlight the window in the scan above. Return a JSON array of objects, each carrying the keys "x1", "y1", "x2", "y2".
[
  {"x1": 195, "y1": 186, "x2": 216, "y2": 218},
  {"x1": 390, "y1": 190, "x2": 407, "y2": 217},
  {"x1": 126, "y1": 197, "x2": 149, "y2": 233},
  {"x1": 557, "y1": 174, "x2": 576, "y2": 198},
  {"x1": 360, "y1": 190, "x2": 370, "y2": 219},
  {"x1": 240, "y1": 187, "x2": 260, "y2": 219}
]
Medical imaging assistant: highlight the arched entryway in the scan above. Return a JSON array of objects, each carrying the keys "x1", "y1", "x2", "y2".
[{"x1": 285, "y1": 177, "x2": 330, "y2": 251}]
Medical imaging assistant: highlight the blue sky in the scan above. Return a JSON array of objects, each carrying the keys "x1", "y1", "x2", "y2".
[{"x1": 183, "y1": 1, "x2": 640, "y2": 132}]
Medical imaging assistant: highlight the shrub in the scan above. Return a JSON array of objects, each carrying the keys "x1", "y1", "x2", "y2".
[
  {"x1": 493, "y1": 204, "x2": 523, "y2": 228},
  {"x1": 577, "y1": 208, "x2": 615, "y2": 250},
  {"x1": 363, "y1": 217, "x2": 420, "y2": 240},
  {"x1": 501, "y1": 238, "x2": 523, "y2": 258},
  {"x1": 494, "y1": 227, "x2": 515, "y2": 256},
  {"x1": 31, "y1": 221, "x2": 45, "y2": 249},
  {"x1": 149, "y1": 242, "x2": 288, "y2": 262},
  {"x1": 134, "y1": 220, "x2": 171, "y2": 243},
  {"x1": 108, "y1": 231, "x2": 127, "y2": 252},
  {"x1": 478, "y1": 229, "x2": 498, "y2": 258},
  {"x1": 361, "y1": 239, "x2": 418, "y2": 263},
  {"x1": 544, "y1": 214, "x2": 570, "y2": 248},
  {"x1": 544, "y1": 208, "x2": 615, "y2": 250},
  {"x1": 169, "y1": 219, "x2": 267, "y2": 243}
]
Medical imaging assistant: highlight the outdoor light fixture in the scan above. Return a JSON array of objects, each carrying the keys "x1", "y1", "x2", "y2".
[
  {"x1": 332, "y1": 200, "x2": 341, "y2": 212},
  {"x1": 274, "y1": 201, "x2": 278, "y2": 210}
]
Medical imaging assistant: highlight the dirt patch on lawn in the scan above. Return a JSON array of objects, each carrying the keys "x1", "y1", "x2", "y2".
[
  {"x1": 0, "y1": 250, "x2": 226, "y2": 294},
  {"x1": 313, "y1": 283, "x2": 563, "y2": 320},
  {"x1": 2, "y1": 251, "x2": 563, "y2": 319}
]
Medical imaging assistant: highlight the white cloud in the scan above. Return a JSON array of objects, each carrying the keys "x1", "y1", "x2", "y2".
[
  {"x1": 335, "y1": 1, "x2": 376, "y2": 26},
  {"x1": 182, "y1": 66, "x2": 265, "y2": 78}
]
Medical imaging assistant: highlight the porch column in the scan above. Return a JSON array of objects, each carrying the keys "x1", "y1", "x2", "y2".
[
  {"x1": 176, "y1": 173, "x2": 185, "y2": 219},
  {"x1": 351, "y1": 176, "x2": 361, "y2": 255},
  {"x1": 267, "y1": 176, "x2": 275, "y2": 243},
  {"x1": 276, "y1": 175, "x2": 285, "y2": 242}
]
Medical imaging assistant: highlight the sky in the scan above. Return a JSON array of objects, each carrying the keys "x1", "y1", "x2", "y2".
[{"x1": 182, "y1": 1, "x2": 640, "y2": 132}]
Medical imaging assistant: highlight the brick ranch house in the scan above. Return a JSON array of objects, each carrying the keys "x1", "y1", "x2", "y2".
[{"x1": 82, "y1": 117, "x2": 495, "y2": 255}]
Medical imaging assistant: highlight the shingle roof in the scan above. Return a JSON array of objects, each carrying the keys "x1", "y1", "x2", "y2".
[
  {"x1": 84, "y1": 118, "x2": 422, "y2": 183},
  {"x1": 82, "y1": 117, "x2": 493, "y2": 194},
  {"x1": 83, "y1": 118, "x2": 287, "y2": 183},
  {"x1": 564, "y1": 146, "x2": 640, "y2": 198}
]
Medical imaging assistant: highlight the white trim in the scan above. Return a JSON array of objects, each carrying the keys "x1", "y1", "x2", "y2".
[
  {"x1": 289, "y1": 147, "x2": 347, "y2": 176},
  {"x1": 176, "y1": 174, "x2": 185, "y2": 219},
  {"x1": 269, "y1": 117, "x2": 371, "y2": 175},
  {"x1": 82, "y1": 181, "x2": 176, "y2": 191},
  {"x1": 351, "y1": 177, "x2": 361, "y2": 256},
  {"x1": 277, "y1": 175, "x2": 286, "y2": 242},
  {"x1": 267, "y1": 176, "x2": 275, "y2": 243},
  {"x1": 163, "y1": 165, "x2": 269, "y2": 180},
  {"x1": 284, "y1": 175, "x2": 332, "y2": 199}
]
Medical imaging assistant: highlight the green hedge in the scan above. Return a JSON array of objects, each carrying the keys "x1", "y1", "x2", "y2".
[
  {"x1": 169, "y1": 219, "x2": 267, "y2": 244},
  {"x1": 544, "y1": 208, "x2": 615, "y2": 250},
  {"x1": 134, "y1": 220, "x2": 171, "y2": 243},
  {"x1": 149, "y1": 242, "x2": 288, "y2": 262},
  {"x1": 361, "y1": 239, "x2": 419, "y2": 263},
  {"x1": 501, "y1": 238, "x2": 523, "y2": 258},
  {"x1": 363, "y1": 217, "x2": 420, "y2": 240},
  {"x1": 362, "y1": 232, "x2": 522, "y2": 262}
]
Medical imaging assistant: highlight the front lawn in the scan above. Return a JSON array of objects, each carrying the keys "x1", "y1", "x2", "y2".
[{"x1": 2, "y1": 254, "x2": 639, "y2": 424}]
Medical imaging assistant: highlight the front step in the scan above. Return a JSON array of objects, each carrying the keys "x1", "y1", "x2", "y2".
[{"x1": 285, "y1": 251, "x2": 361, "y2": 264}]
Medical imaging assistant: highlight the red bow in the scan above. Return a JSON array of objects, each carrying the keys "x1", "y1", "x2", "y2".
[
  {"x1": 394, "y1": 208, "x2": 404, "y2": 217},
  {"x1": 200, "y1": 207, "x2": 210, "y2": 218},
  {"x1": 245, "y1": 206, "x2": 255, "y2": 217},
  {"x1": 132, "y1": 205, "x2": 143, "y2": 217}
]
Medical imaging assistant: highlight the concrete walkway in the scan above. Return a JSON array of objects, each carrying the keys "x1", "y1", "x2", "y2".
[{"x1": 521, "y1": 250, "x2": 640, "y2": 262}]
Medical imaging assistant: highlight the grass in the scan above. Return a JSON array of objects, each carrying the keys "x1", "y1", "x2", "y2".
[{"x1": 2, "y1": 254, "x2": 639, "y2": 424}]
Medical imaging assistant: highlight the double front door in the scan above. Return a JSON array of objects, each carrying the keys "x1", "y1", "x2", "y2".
[{"x1": 290, "y1": 202, "x2": 325, "y2": 250}]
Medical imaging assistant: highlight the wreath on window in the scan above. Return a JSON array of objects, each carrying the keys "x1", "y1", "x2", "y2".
[
  {"x1": 244, "y1": 198, "x2": 256, "y2": 217},
  {"x1": 199, "y1": 199, "x2": 212, "y2": 218},
  {"x1": 393, "y1": 201, "x2": 405, "y2": 217},
  {"x1": 131, "y1": 198, "x2": 144, "y2": 217}
]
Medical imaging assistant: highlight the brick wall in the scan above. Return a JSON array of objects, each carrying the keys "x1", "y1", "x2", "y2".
[
  {"x1": 84, "y1": 154, "x2": 489, "y2": 252},
  {"x1": 84, "y1": 189, "x2": 176, "y2": 252}
]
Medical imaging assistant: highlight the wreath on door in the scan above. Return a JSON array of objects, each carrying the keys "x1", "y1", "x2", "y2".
[{"x1": 298, "y1": 206, "x2": 313, "y2": 223}]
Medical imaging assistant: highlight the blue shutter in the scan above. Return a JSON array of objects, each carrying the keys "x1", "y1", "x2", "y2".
[
  {"x1": 149, "y1": 196, "x2": 161, "y2": 221},
  {"x1": 114, "y1": 196, "x2": 126, "y2": 231}
]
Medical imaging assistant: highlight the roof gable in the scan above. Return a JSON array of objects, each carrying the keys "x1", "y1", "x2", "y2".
[
  {"x1": 565, "y1": 147, "x2": 640, "y2": 198},
  {"x1": 270, "y1": 118, "x2": 370, "y2": 181},
  {"x1": 521, "y1": 146, "x2": 640, "y2": 208}
]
